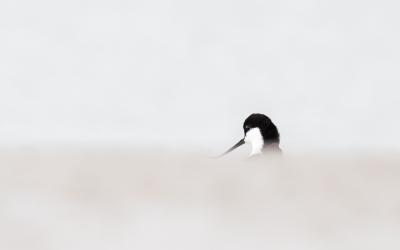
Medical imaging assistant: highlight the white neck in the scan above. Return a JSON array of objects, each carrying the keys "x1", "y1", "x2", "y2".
[{"x1": 244, "y1": 128, "x2": 264, "y2": 156}]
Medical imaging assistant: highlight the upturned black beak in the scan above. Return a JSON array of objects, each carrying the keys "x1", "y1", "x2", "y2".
[{"x1": 209, "y1": 139, "x2": 245, "y2": 158}]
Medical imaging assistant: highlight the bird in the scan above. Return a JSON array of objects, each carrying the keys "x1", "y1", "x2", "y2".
[{"x1": 211, "y1": 113, "x2": 282, "y2": 159}]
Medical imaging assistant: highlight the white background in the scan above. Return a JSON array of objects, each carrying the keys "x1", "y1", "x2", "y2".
[{"x1": 1, "y1": 0, "x2": 399, "y2": 153}]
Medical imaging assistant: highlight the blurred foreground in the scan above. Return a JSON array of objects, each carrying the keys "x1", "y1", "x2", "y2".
[{"x1": 1, "y1": 150, "x2": 400, "y2": 249}]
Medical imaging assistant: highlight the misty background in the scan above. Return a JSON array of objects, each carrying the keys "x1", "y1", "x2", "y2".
[
  {"x1": 1, "y1": 1, "x2": 400, "y2": 250},
  {"x1": 1, "y1": 0, "x2": 399, "y2": 154}
]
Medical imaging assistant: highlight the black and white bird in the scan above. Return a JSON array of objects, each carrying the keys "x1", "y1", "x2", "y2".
[{"x1": 212, "y1": 113, "x2": 282, "y2": 158}]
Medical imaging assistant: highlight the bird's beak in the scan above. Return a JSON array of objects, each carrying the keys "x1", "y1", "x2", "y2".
[{"x1": 209, "y1": 139, "x2": 245, "y2": 158}]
